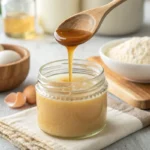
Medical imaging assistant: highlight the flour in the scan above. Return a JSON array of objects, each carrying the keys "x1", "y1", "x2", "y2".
[{"x1": 106, "y1": 37, "x2": 150, "y2": 64}]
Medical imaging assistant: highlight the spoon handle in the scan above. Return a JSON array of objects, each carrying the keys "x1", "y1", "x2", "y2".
[
  {"x1": 102, "y1": 0, "x2": 127, "y2": 13},
  {"x1": 86, "y1": 0, "x2": 127, "y2": 33},
  {"x1": 89, "y1": 0, "x2": 127, "y2": 18}
]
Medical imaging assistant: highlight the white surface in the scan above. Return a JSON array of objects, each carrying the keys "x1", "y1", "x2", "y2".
[
  {"x1": 100, "y1": 38, "x2": 150, "y2": 82},
  {"x1": 0, "y1": 1, "x2": 150, "y2": 150},
  {"x1": 1, "y1": 107, "x2": 143, "y2": 150}
]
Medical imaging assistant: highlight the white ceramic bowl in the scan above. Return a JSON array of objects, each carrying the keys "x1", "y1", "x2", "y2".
[{"x1": 99, "y1": 39, "x2": 150, "y2": 83}]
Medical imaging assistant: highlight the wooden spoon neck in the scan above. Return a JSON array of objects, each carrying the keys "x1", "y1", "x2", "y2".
[
  {"x1": 104, "y1": 0, "x2": 127, "y2": 9},
  {"x1": 87, "y1": 0, "x2": 127, "y2": 34},
  {"x1": 89, "y1": 0, "x2": 127, "y2": 19}
]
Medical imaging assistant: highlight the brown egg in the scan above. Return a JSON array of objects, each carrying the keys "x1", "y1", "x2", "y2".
[
  {"x1": 0, "y1": 44, "x2": 4, "y2": 51},
  {"x1": 4, "y1": 92, "x2": 26, "y2": 108},
  {"x1": 23, "y1": 85, "x2": 36, "y2": 104}
]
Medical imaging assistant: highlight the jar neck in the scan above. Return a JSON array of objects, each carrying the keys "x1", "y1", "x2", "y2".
[{"x1": 36, "y1": 59, "x2": 107, "y2": 100}]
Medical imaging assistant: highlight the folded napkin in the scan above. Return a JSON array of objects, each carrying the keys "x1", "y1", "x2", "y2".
[{"x1": 0, "y1": 94, "x2": 150, "y2": 150}]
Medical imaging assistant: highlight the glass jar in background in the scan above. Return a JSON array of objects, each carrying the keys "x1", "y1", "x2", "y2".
[
  {"x1": 1, "y1": 0, "x2": 35, "y2": 39},
  {"x1": 36, "y1": 0, "x2": 80, "y2": 34},
  {"x1": 81, "y1": 0, "x2": 144, "y2": 36},
  {"x1": 36, "y1": 59, "x2": 108, "y2": 139}
]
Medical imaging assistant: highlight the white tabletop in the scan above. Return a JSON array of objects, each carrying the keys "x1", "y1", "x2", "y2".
[{"x1": 0, "y1": 1, "x2": 150, "y2": 150}]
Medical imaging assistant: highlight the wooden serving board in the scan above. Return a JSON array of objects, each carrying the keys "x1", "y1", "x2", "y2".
[{"x1": 88, "y1": 56, "x2": 150, "y2": 110}]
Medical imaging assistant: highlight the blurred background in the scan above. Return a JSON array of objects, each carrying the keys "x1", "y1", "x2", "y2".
[{"x1": 0, "y1": 0, "x2": 147, "y2": 39}]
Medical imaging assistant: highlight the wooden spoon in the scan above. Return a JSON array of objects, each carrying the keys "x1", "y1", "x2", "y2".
[{"x1": 55, "y1": 0, "x2": 127, "y2": 46}]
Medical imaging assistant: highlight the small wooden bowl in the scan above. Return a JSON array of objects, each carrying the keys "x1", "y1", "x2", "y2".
[{"x1": 0, "y1": 44, "x2": 30, "y2": 92}]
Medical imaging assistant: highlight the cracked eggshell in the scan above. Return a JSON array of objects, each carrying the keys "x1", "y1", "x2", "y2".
[{"x1": 4, "y1": 92, "x2": 26, "y2": 108}]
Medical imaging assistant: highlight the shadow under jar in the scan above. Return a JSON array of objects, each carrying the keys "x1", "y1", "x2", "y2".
[{"x1": 36, "y1": 59, "x2": 108, "y2": 139}]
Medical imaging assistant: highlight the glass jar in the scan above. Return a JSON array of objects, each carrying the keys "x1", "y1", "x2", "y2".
[
  {"x1": 36, "y1": 59, "x2": 108, "y2": 139},
  {"x1": 1, "y1": 0, "x2": 35, "y2": 39}
]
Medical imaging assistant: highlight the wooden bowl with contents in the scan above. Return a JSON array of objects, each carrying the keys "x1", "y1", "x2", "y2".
[{"x1": 0, "y1": 44, "x2": 30, "y2": 92}]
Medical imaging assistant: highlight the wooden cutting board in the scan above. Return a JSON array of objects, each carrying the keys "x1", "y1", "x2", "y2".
[{"x1": 88, "y1": 56, "x2": 150, "y2": 110}]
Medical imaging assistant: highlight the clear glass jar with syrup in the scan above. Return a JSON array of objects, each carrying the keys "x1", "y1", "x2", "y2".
[
  {"x1": 1, "y1": 0, "x2": 35, "y2": 39},
  {"x1": 36, "y1": 59, "x2": 108, "y2": 139}
]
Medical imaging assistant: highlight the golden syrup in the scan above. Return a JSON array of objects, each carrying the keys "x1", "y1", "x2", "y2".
[
  {"x1": 4, "y1": 12, "x2": 35, "y2": 39},
  {"x1": 54, "y1": 29, "x2": 92, "y2": 82}
]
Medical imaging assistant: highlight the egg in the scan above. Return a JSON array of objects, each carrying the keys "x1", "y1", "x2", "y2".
[
  {"x1": 0, "y1": 50, "x2": 21, "y2": 65},
  {"x1": 23, "y1": 85, "x2": 36, "y2": 104},
  {"x1": 0, "y1": 45, "x2": 4, "y2": 51},
  {"x1": 4, "y1": 92, "x2": 26, "y2": 108}
]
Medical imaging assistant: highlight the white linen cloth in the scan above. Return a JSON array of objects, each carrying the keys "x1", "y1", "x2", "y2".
[{"x1": 0, "y1": 107, "x2": 143, "y2": 150}]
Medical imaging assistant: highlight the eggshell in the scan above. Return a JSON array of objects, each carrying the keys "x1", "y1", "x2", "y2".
[
  {"x1": 23, "y1": 85, "x2": 36, "y2": 104},
  {"x1": 0, "y1": 50, "x2": 21, "y2": 65},
  {"x1": 4, "y1": 92, "x2": 26, "y2": 108},
  {"x1": 0, "y1": 45, "x2": 4, "y2": 51}
]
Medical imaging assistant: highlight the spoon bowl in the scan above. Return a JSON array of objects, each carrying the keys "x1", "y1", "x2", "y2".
[
  {"x1": 55, "y1": 0, "x2": 127, "y2": 46},
  {"x1": 58, "y1": 14, "x2": 95, "y2": 32}
]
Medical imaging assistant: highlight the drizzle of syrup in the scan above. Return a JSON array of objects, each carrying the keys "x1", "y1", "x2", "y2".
[{"x1": 54, "y1": 28, "x2": 92, "y2": 82}]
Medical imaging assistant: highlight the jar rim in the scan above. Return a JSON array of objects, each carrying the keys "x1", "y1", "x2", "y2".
[
  {"x1": 36, "y1": 59, "x2": 107, "y2": 100},
  {"x1": 38, "y1": 59, "x2": 104, "y2": 85}
]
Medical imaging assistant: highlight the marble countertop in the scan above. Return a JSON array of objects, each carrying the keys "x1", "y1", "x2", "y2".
[{"x1": 0, "y1": 1, "x2": 150, "y2": 150}]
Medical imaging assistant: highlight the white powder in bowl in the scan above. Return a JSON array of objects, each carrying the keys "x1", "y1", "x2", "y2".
[{"x1": 106, "y1": 37, "x2": 150, "y2": 64}]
